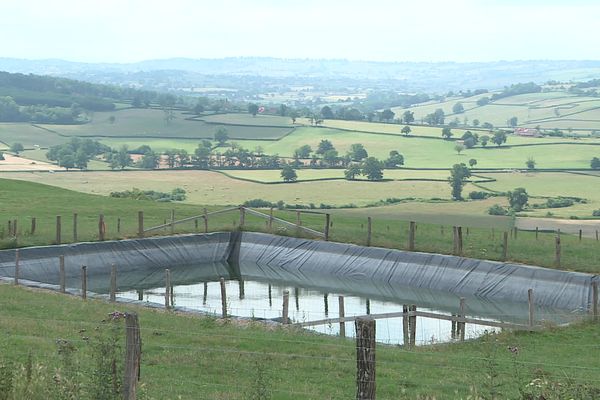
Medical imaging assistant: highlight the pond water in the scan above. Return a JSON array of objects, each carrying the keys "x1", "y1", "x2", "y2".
[{"x1": 65, "y1": 260, "x2": 581, "y2": 346}]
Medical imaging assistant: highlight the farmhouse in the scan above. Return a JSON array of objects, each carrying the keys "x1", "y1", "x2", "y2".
[{"x1": 514, "y1": 127, "x2": 541, "y2": 137}]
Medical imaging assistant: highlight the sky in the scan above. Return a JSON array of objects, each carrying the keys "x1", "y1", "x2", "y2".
[{"x1": 0, "y1": 0, "x2": 599, "y2": 63}]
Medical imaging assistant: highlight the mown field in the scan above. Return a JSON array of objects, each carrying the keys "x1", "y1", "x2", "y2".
[{"x1": 3, "y1": 284, "x2": 600, "y2": 399}]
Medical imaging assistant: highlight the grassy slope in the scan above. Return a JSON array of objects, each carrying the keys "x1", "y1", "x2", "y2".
[{"x1": 2, "y1": 284, "x2": 600, "y2": 399}]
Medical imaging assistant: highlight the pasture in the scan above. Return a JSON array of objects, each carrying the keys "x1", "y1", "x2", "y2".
[{"x1": 200, "y1": 113, "x2": 294, "y2": 127}]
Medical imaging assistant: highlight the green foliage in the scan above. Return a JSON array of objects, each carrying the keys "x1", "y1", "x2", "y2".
[
  {"x1": 106, "y1": 146, "x2": 132, "y2": 170},
  {"x1": 248, "y1": 103, "x2": 259, "y2": 116},
  {"x1": 380, "y1": 108, "x2": 395, "y2": 122},
  {"x1": 441, "y1": 127, "x2": 453, "y2": 139},
  {"x1": 0, "y1": 152, "x2": 4, "y2": 161},
  {"x1": 214, "y1": 127, "x2": 229, "y2": 145},
  {"x1": 361, "y1": 157, "x2": 384, "y2": 181},
  {"x1": 545, "y1": 197, "x2": 574, "y2": 208},
  {"x1": 109, "y1": 187, "x2": 186, "y2": 202},
  {"x1": 491, "y1": 82, "x2": 542, "y2": 101},
  {"x1": 316, "y1": 139, "x2": 334, "y2": 155},
  {"x1": 46, "y1": 138, "x2": 108, "y2": 170},
  {"x1": 591, "y1": 157, "x2": 600, "y2": 170},
  {"x1": 593, "y1": 209, "x2": 600, "y2": 216},
  {"x1": 448, "y1": 163, "x2": 471, "y2": 200},
  {"x1": 424, "y1": 108, "x2": 445, "y2": 125},
  {"x1": 508, "y1": 187, "x2": 529, "y2": 211},
  {"x1": 488, "y1": 204, "x2": 508, "y2": 215},
  {"x1": 469, "y1": 158, "x2": 477, "y2": 167},
  {"x1": 480, "y1": 135, "x2": 490, "y2": 147},
  {"x1": 9, "y1": 142, "x2": 23, "y2": 154},
  {"x1": 469, "y1": 191, "x2": 489, "y2": 200},
  {"x1": 294, "y1": 145, "x2": 312, "y2": 159},
  {"x1": 526, "y1": 157, "x2": 536, "y2": 170},
  {"x1": 384, "y1": 150, "x2": 404, "y2": 168},
  {"x1": 452, "y1": 102, "x2": 464, "y2": 114},
  {"x1": 402, "y1": 110, "x2": 415, "y2": 124},
  {"x1": 138, "y1": 152, "x2": 161, "y2": 169},
  {"x1": 454, "y1": 143, "x2": 465, "y2": 154},
  {"x1": 320, "y1": 106, "x2": 334, "y2": 119},
  {"x1": 348, "y1": 143, "x2": 368, "y2": 161},
  {"x1": 344, "y1": 164, "x2": 362, "y2": 180},
  {"x1": 401, "y1": 125, "x2": 411, "y2": 135},
  {"x1": 280, "y1": 165, "x2": 297, "y2": 182},
  {"x1": 492, "y1": 131, "x2": 507, "y2": 146}
]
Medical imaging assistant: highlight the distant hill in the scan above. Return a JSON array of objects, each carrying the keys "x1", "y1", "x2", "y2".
[{"x1": 1, "y1": 57, "x2": 600, "y2": 92}]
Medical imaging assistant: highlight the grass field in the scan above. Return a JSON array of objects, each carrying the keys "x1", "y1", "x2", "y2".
[
  {"x1": 201, "y1": 113, "x2": 294, "y2": 127},
  {"x1": 3, "y1": 284, "x2": 600, "y2": 399},
  {"x1": 38, "y1": 109, "x2": 293, "y2": 140},
  {"x1": 0, "y1": 123, "x2": 67, "y2": 148}
]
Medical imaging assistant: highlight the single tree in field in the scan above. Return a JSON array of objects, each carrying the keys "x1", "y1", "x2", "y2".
[
  {"x1": 401, "y1": 125, "x2": 411, "y2": 136},
  {"x1": 344, "y1": 164, "x2": 362, "y2": 180},
  {"x1": 289, "y1": 111, "x2": 298, "y2": 124},
  {"x1": 472, "y1": 119, "x2": 480, "y2": 127},
  {"x1": 508, "y1": 187, "x2": 529, "y2": 211},
  {"x1": 469, "y1": 158, "x2": 477, "y2": 168},
  {"x1": 454, "y1": 143, "x2": 465, "y2": 155},
  {"x1": 294, "y1": 145, "x2": 312, "y2": 159},
  {"x1": 591, "y1": 157, "x2": 600, "y2": 170},
  {"x1": 320, "y1": 106, "x2": 334, "y2": 119},
  {"x1": 384, "y1": 150, "x2": 404, "y2": 168},
  {"x1": 402, "y1": 110, "x2": 415, "y2": 124},
  {"x1": 348, "y1": 143, "x2": 368, "y2": 161},
  {"x1": 480, "y1": 135, "x2": 490, "y2": 147},
  {"x1": 492, "y1": 131, "x2": 507, "y2": 146},
  {"x1": 442, "y1": 127, "x2": 453, "y2": 139},
  {"x1": 453, "y1": 102, "x2": 465, "y2": 114},
  {"x1": 525, "y1": 158, "x2": 536, "y2": 170},
  {"x1": 10, "y1": 142, "x2": 24, "y2": 155},
  {"x1": 448, "y1": 163, "x2": 471, "y2": 200},
  {"x1": 248, "y1": 103, "x2": 259, "y2": 117},
  {"x1": 280, "y1": 164, "x2": 297, "y2": 183},
  {"x1": 214, "y1": 127, "x2": 229, "y2": 146},
  {"x1": 316, "y1": 139, "x2": 335, "y2": 155},
  {"x1": 508, "y1": 116, "x2": 518, "y2": 127},
  {"x1": 381, "y1": 109, "x2": 395, "y2": 122},
  {"x1": 361, "y1": 157, "x2": 384, "y2": 181}
]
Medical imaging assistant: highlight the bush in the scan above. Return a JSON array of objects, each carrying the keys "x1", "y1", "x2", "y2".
[
  {"x1": 469, "y1": 191, "x2": 489, "y2": 200},
  {"x1": 546, "y1": 197, "x2": 574, "y2": 208},
  {"x1": 593, "y1": 209, "x2": 600, "y2": 217},
  {"x1": 488, "y1": 204, "x2": 508, "y2": 215},
  {"x1": 243, "y1": 199, "x2": 277, "y2": 208},
  {"x1": 109, "y1": 187, "x2": 186, "y2": 202}
]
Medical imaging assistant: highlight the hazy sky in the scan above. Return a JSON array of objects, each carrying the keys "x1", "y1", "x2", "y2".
[{"x1": 1, "y1": 0, "x2": 599, "y2": 63}]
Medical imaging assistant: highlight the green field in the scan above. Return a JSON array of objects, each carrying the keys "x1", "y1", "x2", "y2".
[
  {"x1": 37, "y1": 108, "x2": 293, "y2": 140},
  {"x1": 3, "y1": 284, "x2": 600, "y2": 399},
  {"x1": 201, "y1": 113, "x2": 294, "y2": 127},
  {"x1": 0, "y1": 123, "x2": 67, "y2": 148}
]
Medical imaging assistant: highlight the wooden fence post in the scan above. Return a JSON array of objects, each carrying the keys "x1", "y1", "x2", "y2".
[
  {"x1": 220, "y1": 277, "x2": 227, "y2": 318},
  {"x1": 110, "y1": 264, "x2": 117, "y2": 303},
  {"x1": 440, "y1": 225, "x2": 444, "y2": 236},
  {"x1": 514, "y1": 227, "x2": 518, "y2": 239},
  {"x1": 282, "y1": 290, "x2": 289, "y2": 324},
  {"x1": 13, "y1": 219, "x2": 17, "y2": 237},
  {"x1": 402, "y1": 305, "x2": 409, "y2": 346},
  {"x1": 59, "y1": 255, "x2": 65, "y2": 293},
  {"x1": 296, "y1": 211, "x2": 301, "y2": 226},
  {"x1": 409, "y1": 305, "x2": 417, "y2": 347},
  {"x1": 339, "y1": 295, "x2": 346, "y2": 338},
  {"x1": 592, "y1": 282, "x2": 598, "y2": 322},
  {"x1": 30, "y1": 217, "x2": 36, "y2": 235},
  {"x1": 408, "y1": 221, "x2": 416, "y2": 251},
  {"x1": 123, "y1": 313, "x2": 141, "y2": 400},
  {"x1": 239, "y1": 207, "x2": 245, "y2": 228},
  {"x1": 366, "y1": 217, "x2": 372, "y2": 247},
  {"x1": 203, "y1": 208, "x2": 208, "y2": 233},
  {"x1": 596, "y1": 230, "x2": 599, "y2": 241},
  {"x1": 535, "y1": 227, "x2": 538, "y2": 240},
  {"x1": 452, "y1": 227, "x2": 458, "y2": 255},
  {"x1": 579, "y1": 229, "x2": 583, "y2": 241},
  {"x1": 355, "y1": 318, "x2": 376, "y2": 400},
  {"x1": 170, "y1": 209, "x2": 175, "y2": 235},
  {"x1": 138, "y1": 211, "x2": 144, "y2": 238},
  {"x1": 528, "y1": 288, "x2": 534, "y2": 328},
  {"x1": 14, "y1": 249, "x2": 19, "y2": 286},
  {"x1": 459, "y1": 297, "x2": 466, "y2": 341},
  {"x1": 99, "y1": 214, "x2": 105, "y2": 241},
  {"x1": 117, "y1": 217, "x2": 121, "y2": 234},
  {"x1": 165, "y1": 269, "x2": 171, "y2": 309},
  {"x1": 56, "y1": 216, "x2": 62, "y2": 244},
  {"x1": 457, "y1": 227, "x2": 463, "y2": 256},
  {"x1": 81, "y1": 265, "x2": 87, "y2": 300},
  {"x1": 325, "y1": 214, "x2": 331, "y2": 241},
  {"x1": 7, "y1": 220, "x2": 11, "y2": 237},
  {"x1": 502, "y1": 232, "x2": 508, "y2": 261},
  {"x1": 73, "y1": 213, "x2": 78, "y2": 242},
  {"x1": 555, "y1": 235, "x2": 561, "y2": 267},
  {"x1": 269, "y1": 207, "x2": 274, "y2": 231}
]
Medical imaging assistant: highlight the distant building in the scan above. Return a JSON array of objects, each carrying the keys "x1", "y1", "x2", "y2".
[{"x1": 514, "y1": 127, "x2": 541, "y2": 137}]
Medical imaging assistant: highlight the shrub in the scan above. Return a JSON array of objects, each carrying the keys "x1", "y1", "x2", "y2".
[
  {"x1": 546, "y1": 197, "x2": 574, "y2": 208},
  {"x1": 243, "y1": 199, "x2": 277, "y2": 208},
  {"x1": 593, "y1": 209, "x2": 600, "y2": 217},
  {"x1": 488, "y1": 204, "x2": 508, "y2": 215},
  {"x1": 469, "y1": 191, "x2": 489, "y2": 200}
]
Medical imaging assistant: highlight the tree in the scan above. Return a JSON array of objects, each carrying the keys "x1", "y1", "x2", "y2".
[
  {"x1": 591, "y1": 157, "x2": 600, "y2": 170},
  {"x1": 480, "y1": 135, "x2": 490, "y2": 147},
  {"x1": 316, "y1": 139, "x2": 334, "y2": 155},
  {"x1": 526, "y1": 158, "x2": 536, "y2": 170},
  {"x1": 140, "y1": 151, "x2": 161, "y2": 169},
  {"x1": 482, "y1": 122, "x2": 494, "y2": 130},
  {"x1": 323, "y1": 149, "x2": 339, "y2": 167},
  {"x1": 492, "y1": 131, "x2": 507, "y2": 146},
  {"x1": 74, "y1": 149, "x2": 89, "y2": 170},
  {"x1": 294, "y1": 145, "x2": 312, "y2": 159},
  {"x1": 320, "y1": 106, "x2": 334, "y2": 119},
  {"x1": 248, "y1": 103, "x2": 259, "y2": 117},
  {"x1": 453, "y1": 102, "x2": 465, "y2": 114},
  {"x1": 424, "y1": 109, "x2": 445, "y2": 125},
  {"x1": 108, "y1": 115, "x2": 116, "y2": 124},
  {"x1": 381, "y1": 109, "x2": 395, "y2": 122},
  {"x1": 454, "y1": 143, "x2": 465, "y2": 154},
  {"x1": 401, "y1": 125, "x2": 411, "y2": 136},
  {"x1": 361, "y1": 157, "x2": 384, "y2": 181},
  {"x1": 348, "y1": 143, "x2": 368, "y2": 161},
  {"x1": 289, "y1": 110, "x2": 299, "y2": 124},
  {"x1": 384, "y1": 150, "x2": 404, "y2": 168},
  {"x1": 0, "y1": 152, "x2": 4, "y2": 161},
  {"x1": 476, "y1": 97, "x2": 490, "y2": 106},
  {"x1": 508, "y1": 187, "x2": 529, "y2": 211},
  {"x1": 59, "y1": 153, "x2": 76, "y2": 170},
  {"x1": 193, "y1": 145, "x2": 211, "y2": 168},
  {"x1": 10, "y1": 142, "x2": 24, "y2": 154},
  {"x1": 402, "y1": 111, "x2": 415, "y2": 124},
  {"x1": 113, "y1": 146, "x2": 132, "y2": 170},
  {"x1": 472, "y1": 119, "x2": 480, "y2": 127},
  {"x1": 344, "y1": 164, "x2": 362, "y2": 180},
  {"x1": 442, "y1": 127, "x2": 453, "y2": 139},
  {"x1": 280, "y1": 165, "x2": 297, "y2": 182},
  {"x1": 278, "y1": 104, "x2": 288, "y2": 117},
  {"x1": 193, "y1": 103, "x2": 205, "y2": 114},
  {"x1": 461, "y1": 131, "x2": 478, "y2": 148},
  {"x1": 508, "y1": 116, "x2": 518, "y2": 127},
  {"x1": 163, "y1": 108, "x2": 175, "y2": 125},
  {"x1": 214, "y1": 127, "x2": 229, "y2": 145},
  {"x1": 448, "y1": 163, "x2": 471, "y2": 200},
  {"x1": 469, "y1": 158, "x2": 477, "y2": 167}
]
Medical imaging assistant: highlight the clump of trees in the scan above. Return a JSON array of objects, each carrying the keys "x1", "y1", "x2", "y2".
[
  {"x1": 106, "y1": 146, "x2": 133, "y2": 170},
  {"x1": 448, "y1": 163, "x2": 471, "y2": 200},
  {"x1": 591, "y1": 157, "x2": 600, "y2": 169},
  {"x1": 10, "y1": 142, "x2": 24, "y2": 154},
  {"x1": 280, "y1": 165, "x2": 297, "y2": 182},
  {"x1": 110, "y1": 187, "x2": 186, "y2": 202},
  {"x1": 344, "y1": 157, "x2": 384, "y2": 181},
  {"x1": 508, "y1": 187, "x2": 529, "y2": 211},
  {"x1": 46, "y1": 138, "x2": 109, "y2": 170},
  {"x1": 424, "y1": 109, "x2": 445, "y2": 125}
]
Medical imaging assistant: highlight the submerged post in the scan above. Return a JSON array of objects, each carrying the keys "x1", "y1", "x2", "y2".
[
  {"x1": 165, "y1": 269, "x2": 171, "y2": 309},
  {"x1": 459, "y1": 297, "x2": 466, "y2": 342},
  {"x1": 355, "y1": 318, "x2": 376, "y2": 400},
  {"x1": 408, "y1": 221, "x2": 416, "y2": 251},
  {"x1": 402, "y1": 305, "x2": 409, "y2": 346},
  {"x1": 592, "y1": 282, "x2": 598, "y2": 322},
  {"x1": 81, "y1": 265, "x2": 87, "y2": 300},
  {"x1": 138, "y1": 211, "x2": 144, "y2": 238},
  {"x1": 220, "y1": 277, "x2": 227, "y2": 318},
  {"x1": 528, "y1": 288, "x2": 534, "y2": 328},
  {"x1": 59, "y1": 255, "x2": 65, "y2": 293},
  {"x1": 409, "y1": 305, "x2": 417, "y2": 347},
  {"x1": 110, "y1": 263, "x2": 117, "y2": 303},
  {"x1": 282, "y1": 290, "x2": 290, "y2": 324},
  {"x1": 339, "y1": 295, "x2": 346, "y2": 338},
  {"x1": 14, "y1": 249, "x2": 19, "y2": 286},
  {"x1": 366, "y1": 217, "x2": 372, "y2": 247}
]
